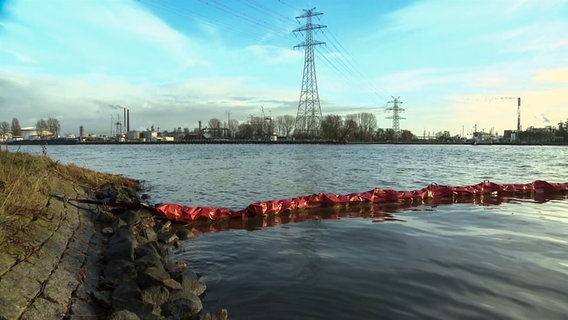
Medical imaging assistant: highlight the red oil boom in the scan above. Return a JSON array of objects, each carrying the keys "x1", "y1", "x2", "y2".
[{"x1": 155, "y1": 180, "x2": 568, "y2": 223}]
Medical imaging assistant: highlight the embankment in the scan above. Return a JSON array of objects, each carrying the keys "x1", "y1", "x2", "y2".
[{"x1": 0, "y1": 151, "x2": 226, "y2": 319}]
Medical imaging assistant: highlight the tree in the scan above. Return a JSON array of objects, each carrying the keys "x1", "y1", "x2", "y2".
[
  {"x1": 11, "y1": 118, "x2": 21, "y2": 137},
  {"x1": 384, "y1": 128, "x2": 395, "y2": 141},
  {"x1": 208, "y1": 118, "x2": 222, "y2": 137},
  {"x1": 236, "y1": 123, "x2": 253, "y2": 140},
  {"x1": 275, "y1": 115, "x2": 295, "y2": 138},
  {"x1": 36, "y1": 119, "x2": 49, "y2": 138},
  {"x1": 320, "y1": 114, "x2": 343, "y2": 141},
  {"x1": 0, "y1": 121, "x2": 10, "y2": 141},
  {"x1": 47, "y1": 117, "x2": 60, "y2": 137},
  {"x1": 400, "y1": 130, "x2": 415, "y2": 142},
  {"x1": 359, "y1": 112, "x2": 377, "y2": 142},
  {"x1": 341, "y1": 119, "x2": 358, "y2": 142},
  {"x1": 228, "y1": 119, "x2": 239, "y2": 138}
]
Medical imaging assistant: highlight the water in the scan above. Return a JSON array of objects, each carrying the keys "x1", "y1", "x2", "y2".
[{"x1": 12, "y1": 144, "x2": 568, "y2": 319}]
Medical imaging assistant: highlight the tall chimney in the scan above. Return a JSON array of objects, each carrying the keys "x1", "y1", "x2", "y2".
[
  {"x1": 517, "y1": 97, "x2": 521, "y2": 132},
  {"x1": 123, "y1": 108, "x2": 126, "y2": 135}
]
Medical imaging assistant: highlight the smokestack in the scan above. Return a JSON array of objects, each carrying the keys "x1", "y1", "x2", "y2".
[
  {"x1": 127, "y1": 109, "x2": 130, "y2": 132},
  {"x1": 123, "y1": 108, "x2": 126, "y2": 134},
  {"x1": 517, "y1": 97, "x2": 521, "y2": 132}
]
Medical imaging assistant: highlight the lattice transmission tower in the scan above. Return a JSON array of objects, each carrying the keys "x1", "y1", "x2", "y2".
[
  {"x1": 293, "y1": 8, "x2": 326, "y2": 137},
  {"x1": 385, "y1": 96, "x2": 405, "y2": 139}
]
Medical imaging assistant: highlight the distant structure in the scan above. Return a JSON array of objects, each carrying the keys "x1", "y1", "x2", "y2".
[
  {"x1": 385, "y1": 96, "x2": 405, "y2": 139},
  {"x1": 516, "y1": 97, "x2": 521, "y2": 132},
  {"x1": 293, "y1": 8, "x2": 326, "y2": 137}
]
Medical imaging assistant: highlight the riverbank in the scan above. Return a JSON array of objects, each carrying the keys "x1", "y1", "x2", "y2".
[{"x1": 0, "y1": 151, "x2": 227, "y2": 319}]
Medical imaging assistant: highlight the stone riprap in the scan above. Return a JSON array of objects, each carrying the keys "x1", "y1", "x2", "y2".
[{"x1": 0, "y1": 184, "x2": 227, "y2": 320}]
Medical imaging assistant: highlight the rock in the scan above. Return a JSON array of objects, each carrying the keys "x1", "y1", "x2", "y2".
[
  {"x1": 137, "y1": 266, "x2": 180, "y2": 290},
  {"x1": 200, "y1": 309, "x2": 229, "y2": 320},
  {"x1": 162, "y1": 278, "x2": 183, "y2": 291},
  {"x1": 105, "y1": 227, "x2": 137, "y2": 262},
  {"x1": 162, "y1": 296, "x2": 203, "y2": 319},
  {"x1": 176, "y1": 228, "x2": 193, "y2": 240},
  {"x1": 170, "y1": 271, "x2": 207, "y2": 298},
  {"x1": 140, "y1": 286, "x2": 169, "y2": 307},
  {"x1": 108, "y1": 310, "x2": 141, "y2": 320},
  {"x1": 135, "y1": 244, "x2": 165, "y2": 273},
  {"x1": 155, "y1": 220, "x2": 171, "y2": 233},
  {"x1": 112, "y1": 281, "x2": 141, "y2": 301},
  {"x1": 103, "y1": 259, "x2": 137, "y2": 287},
  {"x1": 89, "y1": 290, "x2": 112, "y2": 309},
  {"x1": 140, "y1": 227, "x2": 158, "y2": 243},
  {"x1": 119, "y1": 210, "x2": 141, "y2": 225},
  {"x1": 99, "y1": 210, "x2": 117, "y2": 223},
  {"x1": 102, "y1": 227, "x2": 115, "y2": 235},
  {"x1": 158, "y1": 232, "x2": 178, "y2": 245}
]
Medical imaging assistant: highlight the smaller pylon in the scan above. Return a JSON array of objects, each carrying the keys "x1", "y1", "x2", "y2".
[{"x1": 385, "y1": 96, "x2": 405, "y2": 139}]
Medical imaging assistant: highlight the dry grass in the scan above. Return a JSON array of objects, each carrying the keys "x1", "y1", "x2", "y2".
[{"x1": 0, "y1": 150, "x2": 139, "y2": 248}]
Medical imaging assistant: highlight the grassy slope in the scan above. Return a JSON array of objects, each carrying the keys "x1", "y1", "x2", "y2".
[{"x1": 0, "y1": 150, "x2": 139, "y2": 256}]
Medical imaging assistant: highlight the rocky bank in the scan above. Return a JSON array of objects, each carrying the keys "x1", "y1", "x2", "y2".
[{"x1": 0, "y1": 181, "x2": 227, "y2": 319}]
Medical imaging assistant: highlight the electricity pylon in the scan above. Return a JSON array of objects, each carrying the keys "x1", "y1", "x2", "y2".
[
  {"x1": 385, "y1": 96, "x2": 405, "y2": 140},
  {"x1": 293, "y1": 8, "x2": 326, "y2": 137}
]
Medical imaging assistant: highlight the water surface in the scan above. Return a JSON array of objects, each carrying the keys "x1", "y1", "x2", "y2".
[{"x1": 14, "y1": 144, "x2": 568, "y2": 319}]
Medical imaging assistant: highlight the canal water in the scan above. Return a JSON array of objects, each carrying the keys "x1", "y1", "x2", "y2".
[{"x1": 14, "y1": 144, "x2": 568, "y2": 319}]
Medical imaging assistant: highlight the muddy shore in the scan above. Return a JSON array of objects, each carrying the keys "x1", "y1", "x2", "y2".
[{"x1": 0, "y1": 177, "x2": 227, "y2": 319}]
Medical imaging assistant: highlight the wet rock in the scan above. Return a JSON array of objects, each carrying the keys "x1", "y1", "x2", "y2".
[
  {"x1": 158, "y1": 232, "x2": 178, "y2": 245},
  {"x1": 155, "y1": 220, "x2": 171, "y2": 233},
  {"x1": 170, "y1": 270, "x2": 207, "y2": 298},
  {"x1": 200, "y1": 309, "x2": 229, "y2": 320},
  {"x1": 176, "y1": 228, "x2": 193, "y2": 240},
  {"x1": 162, "y1": 295, "x2": 203, "y2": 319},
  {"x1": 137, "y1": 266, "x2": 181, "y2": 290}
]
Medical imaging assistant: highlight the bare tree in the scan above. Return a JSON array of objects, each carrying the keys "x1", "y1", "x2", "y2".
[
  {"x1": 275, "y1": 115, "x2": 295, "y2": 138},
  {"x1": 341, "y1": 119, "x2": 358, "y2": 142},
  {"x1": 359, "y1": 112, "x2": 377, "y2": 141},
  {"x1": 207, "y1": 118, "x2": 221, "y2": 137},
  {"x1": 236, "y1": 123, "x2": 253, "y2": 140},
  {"x1": 47, "y1": 117, "x2": 61, "y2": 137},
  {"x1": 0, "y1": 121, "x2": 10, "y2": 141},
  {"x1": 228, "y1": 119, "x2": 239, "y2": 138},
  {"x1": 11, "y1": 118, "x2": 21, "y2": 137},
  {"x1": 321, "y1": 114, "x2": 343, "y2": 141},
  {"x1": 36, "y1": 119, "x2": 49, "y2": 138}
]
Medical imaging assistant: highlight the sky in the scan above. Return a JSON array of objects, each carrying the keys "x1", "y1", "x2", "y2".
[{"x1": 0, "y1": 0, "x2": 567, "y2": 137}]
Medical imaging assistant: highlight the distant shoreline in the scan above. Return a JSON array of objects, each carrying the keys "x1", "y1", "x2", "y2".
[{"x1": 4, "y1": 140, "x2": 567, "y2": 146}]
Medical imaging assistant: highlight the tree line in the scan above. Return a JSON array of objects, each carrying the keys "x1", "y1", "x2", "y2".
[
  {"x1": 167, "y1": 112, "x2": 418, "y2": 142},
  {"x1": 0, "y1": 117, "x2": 61, "y2": 140}
]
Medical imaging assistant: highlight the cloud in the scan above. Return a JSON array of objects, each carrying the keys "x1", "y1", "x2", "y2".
[
  {"x1": 0, "y1": 0, "x2": 207, "y2": 82},
  {"x1": 533, "y1": 67, "x2": 568, "y2": 83},
  {"x1": 244, "y1": 45, "x2": 301, "y2": 64}
]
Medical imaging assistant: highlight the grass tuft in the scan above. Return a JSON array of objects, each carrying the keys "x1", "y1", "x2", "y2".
[{"x1": 0, "y1": 150, "x2": 139, "y2": 251}]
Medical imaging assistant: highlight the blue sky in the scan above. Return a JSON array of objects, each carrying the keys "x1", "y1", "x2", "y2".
[{"x1": 1, "y1": 0, "x2": 567, "y2": 136}]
